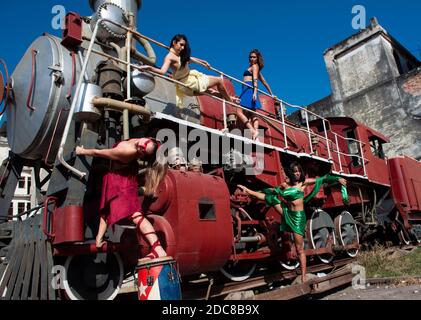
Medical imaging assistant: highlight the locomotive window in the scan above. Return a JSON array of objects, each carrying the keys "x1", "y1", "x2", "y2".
[
  {"x1": 344, "y1": 129, "x2": 362, "y2": 167},
  {"x1": 369, "y1": 138, "x2": 385, "y2": 159},
  {"x1": 316, "y1": 122, "x2": 330, "y2": 133},
  {"x1": 198, "y1": 198, "x2": 216, "y2": 220}
]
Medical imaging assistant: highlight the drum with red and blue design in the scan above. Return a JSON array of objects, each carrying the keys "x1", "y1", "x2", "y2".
[{"x1": 136, "y1": 256, "x2": 182, "y2": 300}]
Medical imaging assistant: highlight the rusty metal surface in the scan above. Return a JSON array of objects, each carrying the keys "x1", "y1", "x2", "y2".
[
  {"x1": 250, "y1": 266, "x2": 354, "y2": 299},
  {"x1": 389, "y1": 156, "x2": 421, "y2": 214},
  {"x1": 181, "y1": 258, "x2": 353, "y2": 300},
  {"x1": 0, "y1": 71, "x2": 4, "y2": 105},
  {"x1": 251, "y1": 282, "x2": 312, "y2": 300},
  {"x1": 0, "y1": 215, "x2": 56, "y2": 300}
]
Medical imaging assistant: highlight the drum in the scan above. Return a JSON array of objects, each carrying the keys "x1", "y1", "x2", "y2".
[{"x1": 136, "y1": 256, "x2": 182, "y2": 300}]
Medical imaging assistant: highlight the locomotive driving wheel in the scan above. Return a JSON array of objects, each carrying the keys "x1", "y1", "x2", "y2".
[
  {"x1": 279, "y1": 259, "x2": 300, "y2": 271},
  {"x1": 334, "y1": 211, "x2": 359, "y2": 258},
  {"x1": 394, "y1": 211, "x2": 411, "y2": 246},
  {"x1": 396, "y1": 220, "x2": 411, "y2": 246},
  {"x1": 62, "y1": 252, "x2": 124, "y2": 300},
  {"x1": 278, "y1": 233, "x2": 300, "y2": 270},
  {"x1": 308, "y1": 209, "x2": 336, "y2": 264},
  {"x1": 220, "y1": 261, "x2": 257, "y2": 282}
]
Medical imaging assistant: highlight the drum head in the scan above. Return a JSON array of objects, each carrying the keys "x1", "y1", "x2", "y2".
[{"x1": 137, "y1": 256, "x2": 175, "y2": 268}]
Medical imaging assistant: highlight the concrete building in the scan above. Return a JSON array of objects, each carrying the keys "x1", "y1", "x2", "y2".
[
  {"x1": 0, "y1": 136, "x2": 37, "y2": 217},
  {"x1": 289, "y1": 18, "x2": 421, "y2": 160}
]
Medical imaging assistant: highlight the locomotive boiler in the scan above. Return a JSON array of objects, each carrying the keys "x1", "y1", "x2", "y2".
[{"x1": 0, "y1": 0, "x2": 420, "y2": 300}]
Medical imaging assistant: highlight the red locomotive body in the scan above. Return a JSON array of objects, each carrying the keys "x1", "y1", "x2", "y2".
[{"x1": 1, "y1": 0, "x2": 421, "y2": 300}]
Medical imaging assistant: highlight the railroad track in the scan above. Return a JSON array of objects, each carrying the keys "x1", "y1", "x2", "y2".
[
  {"x1": 119, "y1": 245, "x2": 420, "y2": 300},
  {"x1": 180, "y1": 258, "x2": 354, "y2": 300}
]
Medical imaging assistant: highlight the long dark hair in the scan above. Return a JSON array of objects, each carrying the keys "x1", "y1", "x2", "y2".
[
  {"x1": 170, "y1": 34, "x2": 191, "y2": 68},
  {"x1": 249, "y1": 49, "x2": 265, "y2": 70},
  {"x1": 285, "y1": 161, "x2": 305, "y2": 184}
]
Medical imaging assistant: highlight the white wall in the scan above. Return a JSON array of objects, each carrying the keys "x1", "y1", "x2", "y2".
[{"x1": 0, "y1": 136, "x2": 37, "y2": 218}]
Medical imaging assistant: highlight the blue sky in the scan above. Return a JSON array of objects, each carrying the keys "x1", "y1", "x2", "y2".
[{"x1": 0, "y1": 0, "x2": 420, "y2": 109}]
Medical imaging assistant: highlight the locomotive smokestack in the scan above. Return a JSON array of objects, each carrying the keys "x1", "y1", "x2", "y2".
[
  {"x1": 89, "y1": 0, "x2": 142, "y2": 41},
  {"x1": 89, "y1": 0, "x2": 142, "y2": 22}
]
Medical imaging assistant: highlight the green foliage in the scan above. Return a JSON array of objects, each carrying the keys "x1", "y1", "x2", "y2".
[{"x1": 357, "y1": 246, "x2": 421, "y2": 278}]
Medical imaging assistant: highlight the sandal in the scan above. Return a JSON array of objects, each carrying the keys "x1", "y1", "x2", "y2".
[
  {"x1": 138, "y1": 232, "x2": 167, "y2": 263},
  {"x1": 95, "y1": 238, "x2": 107, "y2": 249}
]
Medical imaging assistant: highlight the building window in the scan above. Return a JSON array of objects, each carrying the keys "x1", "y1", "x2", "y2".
[
  {"x1": 18, "y1": 202, "x2": 26, "y2": 214},
  {"x1": 393, "y1": 50, "x2": 404, "y2": 75},
  {"x1": 8, "y1": 203, "x2": 14, "y2": 217},
  {"x1": 18, "y1": 177, "x2": 25, "y2": 189},
  {"x1": 27, "y1": 177, "x2": 32, "y2": 195}
]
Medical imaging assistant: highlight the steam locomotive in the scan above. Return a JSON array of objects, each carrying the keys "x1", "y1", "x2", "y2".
[{"x1": 0, "y1": 0, "x2": 420, "y2": 300}]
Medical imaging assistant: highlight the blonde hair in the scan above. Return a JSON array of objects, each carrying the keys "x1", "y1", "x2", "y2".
[{"x1": 143, "y1": 161, "x2": 168, "y2": 197}]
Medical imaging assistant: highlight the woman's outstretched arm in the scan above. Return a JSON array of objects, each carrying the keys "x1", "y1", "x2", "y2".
[
  {"x1": 190, "y1": 57, "x2": 211, "y2": 69},
  {"x1": 138, "y1": 54, "x2": 173, "y2": 75},
  {"x1": 258, "y1": 73, "x2": 273, "y2": 96},
  {"x1": 76, "y1": 145, "x2": 134, "y2": 162}
]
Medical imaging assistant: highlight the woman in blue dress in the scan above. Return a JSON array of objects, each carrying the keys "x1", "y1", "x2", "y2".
[{"x1": 238, "y1": 49, "x2": 274, "y2": 140}]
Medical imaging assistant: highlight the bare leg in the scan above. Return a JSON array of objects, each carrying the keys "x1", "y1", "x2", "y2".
[
  {"x1": 96, "y1": 216, "x2": 108, "y2": 248},
  {"x1": 294, "y1": 233, "x2": 307, "y2": 282},
  {"x1": 208, "y1": 76, "x2": 232, "y2": 103},
  {"x1": 252, "y1": 117, "x2": 260, "y2": 140},
  {"x1": 252, "y1": 117, "x2": 259, "y2": 131},
  {"x1": 236, "y1": 109, "x2": 255, "y2": 134},
  {"x1": 132, "y1": 213, "x2": 167, "y2": 259}
]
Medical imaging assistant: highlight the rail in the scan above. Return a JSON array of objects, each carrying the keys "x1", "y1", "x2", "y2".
[
  {"x1": 131, "y1": 26, "x2": 368, "y2": 177},
  {"x1": 61, "y1": 18, "x2": 368, "y2": 179}
]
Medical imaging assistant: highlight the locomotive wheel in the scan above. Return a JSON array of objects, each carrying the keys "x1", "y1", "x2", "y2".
[
  {"x1": 396, "y1": 220, "x2": 411, "y2": 246},
  {"x1": 279, "y1": 259, "x2": 300, "y2": 271},
  {"x1": 63, "y1": 252, "x2": 124, "y2": 300},
  {"x1": 220, "y1": 261, "x2": 257, "y2": 282},
  {"x1": 334, "y1": 211, "x2": 359, "y2": 258},
  {"x1": 308, "y1": 209, "x2": 336, "y2": 264},
  {"x1": 278, "y1": 234, "x2": 300, "y2": 270},
  {"x1": 413, "y1": 226, "x2": 421, "y2": 244}
]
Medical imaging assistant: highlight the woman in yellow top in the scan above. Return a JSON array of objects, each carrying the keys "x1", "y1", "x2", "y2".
[
  {"x1": 238, "y1": 162, "x2": 348, "y2": 283},
  {"x1": 139, "y1": 34, "x2": 234, "y2": 108}
]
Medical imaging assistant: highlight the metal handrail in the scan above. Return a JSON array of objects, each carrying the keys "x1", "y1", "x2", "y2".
[
  {"x1": 132, "y1": 30, "x2": 372, "y2": 171},
  {"x1": 57, "y1": 18, "x2": 106, "y2": 179},
  {"x1": 131, "y1": 29, "x2": 365, "y2": 149},
  {"x1": 59, "y1": 18, "x2": 368, "y2": 180}
]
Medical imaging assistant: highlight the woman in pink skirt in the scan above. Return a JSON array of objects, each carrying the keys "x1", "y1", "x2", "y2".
[{"x1": 76, "y1": 138, "x2": 168, "y2": 261}]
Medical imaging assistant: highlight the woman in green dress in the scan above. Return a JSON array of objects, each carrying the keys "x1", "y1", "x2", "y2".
[{"x1": 238, "y1": 162, "x2": 347, "y2": 283}]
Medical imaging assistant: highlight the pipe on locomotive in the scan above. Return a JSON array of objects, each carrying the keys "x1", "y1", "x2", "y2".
[
  {"x1": 57, "y1": 18, "x2": 105, "y2": 179},
  {"x1": 58, "y1": 1, "x2": 149, "y2": 178},
  {"x1": 123, "y1": 13, "x2": 137, "y2": 139},
  {"x1": 91, "y1": 97, "x2": 150, "y2": 120}
]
